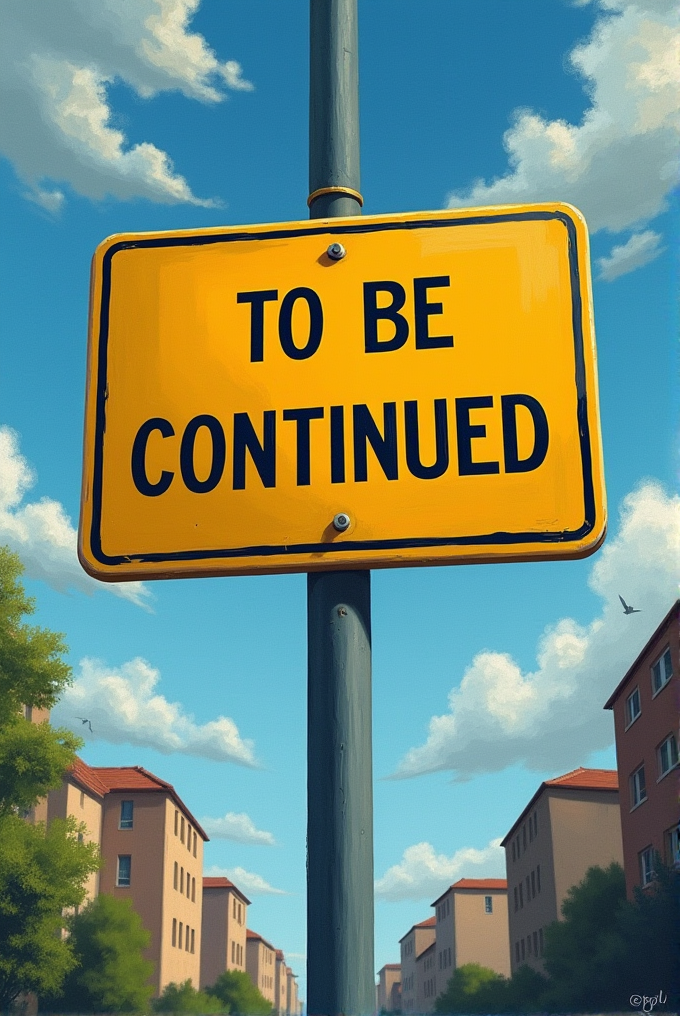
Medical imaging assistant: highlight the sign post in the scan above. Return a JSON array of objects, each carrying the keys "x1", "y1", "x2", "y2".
[{"x1": 307, "y1": 4, "x2": 375, "y2": 1015}]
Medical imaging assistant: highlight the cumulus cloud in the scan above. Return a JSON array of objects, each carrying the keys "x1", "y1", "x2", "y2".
[
  {"x1": 52, "y1": 656, "x2": 258, "y2": 767},
  {"x1": 0, "y1": 0, "x2": 252, "y2": 208},
  {"x1": 393, "y1": 482, "x2": 680, "y2": 781},
  {"x1": 597, "y1": 229, "x2": 665, "y2": 279},
  {"x1": 0, "y1": 426, "x2": 151, "y2": 609},
  {"x1": 205, "y1": 864, "x2": 289, "y2": 896},
  {"x1": 375, "y1": 839, "x2": 505, "y2": 902},
  {"x1": 447, "y1": 0, "x2": 679, "y2": 269},
  {"x1": 201, "y1": 812, "x2": 276, "y2": 846}
]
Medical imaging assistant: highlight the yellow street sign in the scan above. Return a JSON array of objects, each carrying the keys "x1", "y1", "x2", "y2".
[{"x1": 79, "y1": 203, "x2": 606, "y2": 581}]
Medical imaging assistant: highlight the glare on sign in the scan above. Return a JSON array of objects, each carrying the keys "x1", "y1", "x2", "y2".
[{"x1": 79, "y1": 203, "x2": 606, "y2": 580}]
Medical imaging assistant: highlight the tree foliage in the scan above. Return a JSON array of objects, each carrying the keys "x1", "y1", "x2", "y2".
[
  {"x1": 434, "y1": 962, "x2": 546, "y2": 1014},
  {"x1": 47, "y1": 894, "x2": 154, "y2": 1013},
  {"x1": 0, "y1": 815, "x2": 99, "y2": 1010},
  {"x1": 154, "y1": 980, "x2": 224, "y2": 1014},
  {"x1": 206, "y1": 970, "x2": 274, "y2": 1015}
]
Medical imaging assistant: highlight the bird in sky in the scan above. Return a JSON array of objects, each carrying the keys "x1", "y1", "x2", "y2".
[
  {"x1": 619, "y1": 595, "x2": 641, "y2": 615},
  {"x1": 76, "y1": 717, "x2": 94, "y2": 732}
]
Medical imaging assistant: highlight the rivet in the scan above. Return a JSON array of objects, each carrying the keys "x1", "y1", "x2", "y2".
[
  {"x1": 333, "y1": 512, "x2": 351, "y2": 532},
  {"x1": 327, "y1": 242, "x2": 346, "y2": 261}
]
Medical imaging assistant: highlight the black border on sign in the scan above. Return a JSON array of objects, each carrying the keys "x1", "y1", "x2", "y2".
[{"x1": 89, "y1": 210, "x2": 595, "y2": 567}]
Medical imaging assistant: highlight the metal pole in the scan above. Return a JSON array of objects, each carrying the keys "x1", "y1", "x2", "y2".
[{"x1": 307, "y1": 3, "x2": 374, "y2": 1015}]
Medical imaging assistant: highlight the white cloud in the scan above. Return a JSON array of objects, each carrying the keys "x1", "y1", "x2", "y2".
[
  {"x1": 201, "y1": 812, "x2": 276, "y2": 846},
  {"x1": 52, "y1": 656, "x2": 258, "y2": 767},
  {"x1": 0, "y1": 0, "x2": 252, "y2": 207},
  {"x1": 375, "y1": 839, "x2": 505, "y2": 903},
  {"x1": 0, "y1": 426, "x2": 151, "y2": 609},
  {"x1": 597, "y1": 229, "x2": 665, "y2": 279},
  {"x1": 393, "y1": 482, "x2": 680, "y2": 781},
  {"x1": 447, "y1": 0, "x2": 679, "y2": 238},
  {"x1": 205, "y1": 864, "x2": 289, "y2": 896}
]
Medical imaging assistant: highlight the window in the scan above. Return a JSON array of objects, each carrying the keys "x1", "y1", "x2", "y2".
[
  {"x1": 192, "y1": 876, "x2": 196, "y2": 902},
  {"x1": 514, "y1": 886, "x2": 518, "y2": 911},
  {"x1": 538, "y1": 927, "x2": 544, "y2": 956},
  {"x1": 80, "y1": 790, "x2": 85, "y2": 808},
  {"x1": 185, "y1": 926, "x2": 190, "y2": 952},
  {"x1": 186, "y1": 875, "x2": 191, "y2": 899},
  {"x1": 529, "y1": 817, "x2": 533, "y2": 842},
  {"x1": 630, "y1": 765, "x2": 647, "y2": 808},
  {"x1": 231, "y1": 941, "x2": 235, "y2": 963},
  {"x1": 174, "y1": 862, "x2": 178, "y2": 889},
  {"x1": 658, "y1": 733, "x2": 678, "y2": 778},
  {"x1": 533, "y1": 812, "x2": 538, "y2": 838},
  {"x1": 536, "y1": 865, "x2": 541, "y2": 893},
  {"x1": 531, "y1": 870, "x2": 536, "y2": 898},
  {"x1": 193, "y1": 830, "x2": 197, "y2": 857},
  {"x1": 178, "y1": 922, "x2": 183, "y2": 949},
  {"x1": 116, "y1": 855, "x2": 131, "y2": 887},
  {"x1": 181, "y1": 816, "x2": 185, "y2": 843},
  {"x1": 187, "y1": 826, "x2": 192, "y2": 852},
  {"x1": 625, "y1": 687, "x2": 641, "y2": 727},
  {"x1": 77, "y1": 832, "x2": 84, "y2": 844},
  {"x1": 526, "y1": 875, "x2": 531, "y2": 901},
  {"x1": 522, "y1": 825, "x2": 527, "y2": 851},
  {"x1": 527, "y1": 935, "x2": 532, "y2": 956},
  {"x1": 180, "y1": 867, "x2": 184, "y2": 894},
  {"x1": 172, "y1": 918, "x2": 177, "y2": 947},
  {"x1": 651, "y1": 647, "x2": 673, "y2": 696},
  {"x1": 666, "y1": 823, "x2": 680, "y2": 868},
  {"x1": 485, "y1": 895, "x2": 493, "y2": 914},
  {"x1": 519, "y1": 883, "x2": 524, "y2": 908},
  {"x1": 533, "y1": 931, "x2": 538, "y2": 956},
  {"x1": 174, "y1": 810, "x2": 178, "y2": 836},
  {"x1": 639, "y1": 846, "x2": 654, "y2": 886},
  {"x1": 120, "y1": 800, "x2": 133, "y2": 829}
]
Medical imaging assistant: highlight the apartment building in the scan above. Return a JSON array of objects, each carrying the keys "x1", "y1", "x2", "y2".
[
  {"x1": 431, "y1": 878, "x2": 509, "y2": 990},
  {"x1": 274, "y1": 950, "x2": 288, "y2": 1013},
  {"x1": 46, "y1": 758, "x2": 208, "y2": 995},
  {"x1": 246, "y1": 929, "x2": 277, "y2": 1006},
  {"x1": 604, "y1": 600, "x2": 680, "y2": 895},
  {"x1": 502, "y1": 768, "x2": 623, "y2": 973},
  {"x1": 286, "y1": 967, "x2": 300, "y2": 1016},
  {"x1": 399, "y1": 917, "x2": 435, "y2": 1012},
  {"x1": 418, "y1": 942, "x2": 437, "y2": 1012},
  {"x1": 376, "y1": 963, "x2": 401, "y2": 1012},
  {"x1": 200, "y1": 876, "x2": 250, "y2": 988}
]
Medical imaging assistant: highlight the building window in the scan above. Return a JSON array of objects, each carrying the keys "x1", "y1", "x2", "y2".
[
  {"x1": 185, "y1": 926, "x2": 190, "y2": 952},
  {"x1": 537, "y1": 864, "x2": 541, "y2": 893},
  {"x1": 625, "y1": 687, "x2": 641, "y2": 728},
  {"x1": 531, "y1": 870, "x2": 536, "y2": 898},
  {"x1": 533, "y1": 812, "x2": 538, "y2": 837},
  {"x1": 180, "y1": 816, "x2": 185, "y2": 843},
  {"x1": 180, "y1": 867, "x2": 184, "y2": 893},
  {"x1": 630, "y1": 765, "x2": 647, "y2": 808},
  {"x1": 522, "y1": 825, "x2": 527, "y2": 851},
  {"x1": 193, "y1": 830, "x2": 197, "y2": 856},
  {"x1": 186, "y1": 875, "x2": 191, "y2": 899},
  {"x1": 538, "y1": 927, "x2": 544, "y2": 956},
  {"x1": 527, "y1": 935, "x2": 532, "y2": 956},
  {"x1": 179, "y1": 922, "x2": 184, "y2": 949},
  {"x1": 116, "y1": 855, "x2": 131, "y2": 887},
  {"x1": 191, "y1": 876, "x2": 196, "y2": 902},
  {"x1": 174, "y1": 861, "x2": 178, "y2": 889},
  {"x1": 513, "y1": 886, "x2": 518, "y2": 911},
  {"x1": 658, "y1": 733, "x2": 678, "y2": 779},
  {"x1": 519, "y1": 883, "x2": 524, "y2": 908},
  {"x1": 174, "y1": 809, "x2": 178, "y2": 836},
  {"x1": 187, "y1": 826, "x2": 192, "y2": 852},
  {"x1": 526, "y1": 875, "x2": 530, "y2": 901},
  {"x1": 119, "y1": 800, "x2": 133, "y2": 829},
  {"x1": 639, "y1": 846, "x2": 654, "y2": 886},
  {"x1": 529, "y1": 817, "x2": 533, "y2": 843},
  {"x1": 80, "y1": 790, "x2": 85, "y2": 808},
  {"x1": 665, "y1": 823, "x2": 680, "y2": 868},
  {"x1": 191, "y1": 928, "x2": 195, "y2": 953},
  {"x1": 231, "y1": 941, "x2": 235, "y2": 963},
  {"x1": 172, "y1": 918, "x2": 177, "y2": 946},
  {"x1": 651, "y1": 647, "x2": 673, "y2": 696},
  {"x1": 533, "y1": 931, "x2": 538, "y2": 956},
  {"x1": 484, "y1": 896, "x2": 493, "y2": 914}
]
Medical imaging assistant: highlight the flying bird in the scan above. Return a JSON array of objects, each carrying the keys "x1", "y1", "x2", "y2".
[
  {"x1": 76, "y1": 717, "x2": 93, "y2": 732},
  {"x1": 619, "y1": 595, "x2": 641, "y2": 615}
]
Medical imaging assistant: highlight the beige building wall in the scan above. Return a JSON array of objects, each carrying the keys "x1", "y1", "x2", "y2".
[
  {"x1": 246, "y1": 932, "x2": 277, "y2": 1005},
  {"x1": 504, "y1": 778, "x2": 622, "y2": 973},
  {"x1": 417, "y1": 942, "x2": 436, "y2": 1012},
  {"x1": 99, "y1": 792, "x2": 204, "y2": 994},
  {"x1": 377, "y1": 965, "x2": 401, "y2": 1011},
  {"x1": 23, "y1": 705, "x2": 52, "y2": 824},
  {"x1": 433, "y1": 882, "x2": 509, "y2": 987},
  {"x1": 399, "y1": 919, "x2": 435, "y2": 1013},
  {"x1": 274, "y1": 952, "x2": 288, "y2": 1013},
  {"x1": 200, "y1": 880, "x2": 248, "y2": 988},
  {"x1": 47, "y1": 777, "x2": 103, "y2": 904}
]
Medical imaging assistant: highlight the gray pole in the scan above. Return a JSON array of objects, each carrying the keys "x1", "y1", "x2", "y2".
[{"x1": 307, "y1": 3, "x2": 374, "y2": 1015}]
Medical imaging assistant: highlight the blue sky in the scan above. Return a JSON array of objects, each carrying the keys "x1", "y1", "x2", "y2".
[{"x1": 0, "y1": 0, "x2": 678, "y2": 1001}]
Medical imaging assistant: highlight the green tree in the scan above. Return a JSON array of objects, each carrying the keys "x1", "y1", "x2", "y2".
[
  {"x1": 206, "y1": 970, "x2": 274, "y2": 1015},
  {"x1": 154, "y1": 980, "x2": 225, "y2": 1014},
  {"x1": 0, "y1": 815, "x2": 99, "y2": 1009},
  {"x1": 434, "y1": 963, "x2": 507, "y2": 1014},
  {"x1": 0, "y1": 547, "x2": 100, "y2": 1010},
  {"x1": 47, "y1": 894, "x2": 154, "y2": 1013}
]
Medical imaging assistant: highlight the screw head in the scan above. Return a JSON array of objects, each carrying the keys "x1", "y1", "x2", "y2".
[
  {"x1": 333, "y1": 512, "x2": 351, "y2": 532},
  {"x1": 327, "y1": 242, "x2": 346, "y2": 261}
]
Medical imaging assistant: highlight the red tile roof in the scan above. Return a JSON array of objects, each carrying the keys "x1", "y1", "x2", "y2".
[
  {"x1": 276, "y1": 950, "x2": 284, "y2": 960},
  {"x1": 246, "y1": 928, "x2": 276, "y2": 952},
  {"x1": 431, "y1": 878, "x2": 507, "y2": 906},
  {"x1": 604, "y1": 600, "x2": 679, "y2": 709},
  {"x1": 380, "y1": 964, "x2": 401, "y2": 970},
  {"x1": 500, "y1": 767, "x2": 618, "y2": 845},
  {"x1": 202, "y1": 876, "x2": 251, "y2": 905},
  {"x1": 398, "y1": 916, "x2": 436, "y2": 942},
  {"x1": 68, "y1": 758, "x2": 208, "y2": 840}
]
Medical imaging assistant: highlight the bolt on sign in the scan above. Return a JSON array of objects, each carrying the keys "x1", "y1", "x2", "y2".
[{"x1": 79, "y1": 203, "x2": 606, "y2": 581}]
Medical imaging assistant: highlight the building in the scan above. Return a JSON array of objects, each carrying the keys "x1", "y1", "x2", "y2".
[
  {"x1": 376, "y1": 963, "x2": 401, "y2": 1012},
  {"x1": 502, "y1": 768, "x2": 623, "y2": 973},
  {"x1": 431, "y1": 878, "x2": 510, "y2": 991},
  {"x1": 604, "y1": 600, "x2": 680, "y2": 896},
  {"x1": 200, "y1": 876, "x2": 250, "y2": 988},
  {"x1": 417, "y1": 941, "x2": 437, "y2": 1012},
  {"x1": 285, "y1": 965, "x2": 300, "y2": 1015},
  {"x1": 399, "y1": 917, "x2": 435, "y2": 1012},
  {"x1": 274, "y1": 950, "x2": 288, "y2": 1014},
  {"x1": 246, "y1": 929, "x2": 277, "y2": 1006},
  {"x1": 46, "y1": 758, "x2": 208, "y2": 996},
  {"x1": 22, "y1": 705, "x2": 52, "y2": 824}
]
